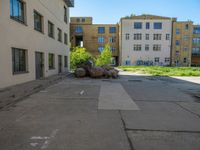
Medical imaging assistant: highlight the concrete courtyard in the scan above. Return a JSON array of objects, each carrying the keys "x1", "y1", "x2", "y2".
[{"x1": 0, "y1": 72, "x2": 200, "y2": 150}]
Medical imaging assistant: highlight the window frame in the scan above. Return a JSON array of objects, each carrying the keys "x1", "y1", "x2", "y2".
[
  {"x1": 64, "y1": 56, "x2": 68, "y2": 68},
  {"x1": 109, "y1": 27, "x2": 116, "y2": 33},
  {"x1": 134, "y1": 22, "x2": 142, "y2": 29},
  {"x1": 12, "y1": 47, "x2": 28, "y2": 74},
  {"x1": 48, "y1": 21, "x2": 54, "y2": 38},
  {"x1": 154, "y1": 22, "x2": 162, "y2": 29},
  {"x1": 34, "y1": 10, "x2": 43, "y2": 33},
  {"x1": 57, "y1": 28, "x2": 62, "y2": 42},
  {"x1": 98, "y1": 27, "x2": 105, "y2": 34},
  {"x1": 10, "y1": 0, "x2": 26, "y2": 24},
  {"x1": 48, "y1": 53, "x2": 55, "y2": 70}
]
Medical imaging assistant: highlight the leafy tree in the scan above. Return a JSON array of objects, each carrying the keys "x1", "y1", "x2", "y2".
[
  {"x1": 70, "y1": 47, "x2": 93, "y2": 69},
  {"x1": 96, "y1": 44, "x2": 112, "y2": 67}
]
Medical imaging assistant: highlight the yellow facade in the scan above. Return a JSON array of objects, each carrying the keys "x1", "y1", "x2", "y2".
[
  {"x1": 70, "y1": 17, "x2": 119, "y2": 65},
  {"x1": 171, "y1": 21, "x2": 193, "y2": 66},
  {"x1": 192, "y1": 25, "x2": 200, "y2": 66}
]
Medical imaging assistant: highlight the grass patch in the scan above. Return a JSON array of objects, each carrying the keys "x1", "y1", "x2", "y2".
[{"x1": 118, "y1": 66, "x2": 200, "y2": 76}]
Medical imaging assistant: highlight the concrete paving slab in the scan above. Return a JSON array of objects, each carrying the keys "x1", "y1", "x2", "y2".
[
  {"x1": 0, "y1": 109, "x2": 131, "y2": 150},
  {"x1": 98, "y1": 82, "x2": 139, "y2": 110},
  {"x1": 30, "y1": 84, "x2": 100, "y2": 100},
  {"x1": 121, "y1": 102, "x2": 200, "y2": 131},
  {"x1": 127, "y1": 130, "x2": 200, "y2": 150},
  {"x1": 122, "y1": 81, "x2": 195, "y2": 102}
]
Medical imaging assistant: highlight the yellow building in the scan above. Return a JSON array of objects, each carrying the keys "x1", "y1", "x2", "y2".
[
  {"x1": 192, "y1": 25, "x2": 200, "y2": 66},
  {"x1": 70, "y1": 17, "x2": 119, "y2": 65},
  {"x1": 171, "y1": 21, "x2": 193, "y2": 67}
]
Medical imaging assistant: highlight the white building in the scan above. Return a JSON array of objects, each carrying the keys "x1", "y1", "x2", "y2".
[
  {"x1": 0, "y1": 0, "x2": 74, "y2": 89},
  {"x1": 119, "y1": 15, "x2": 173, "y2": 66}
]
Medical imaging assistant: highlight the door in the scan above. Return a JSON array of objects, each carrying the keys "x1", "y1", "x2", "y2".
[
  {"x1": 58, "y1": 55, "x2": 62, "y2": 73},
  {"x1": 35, "y1": 52, "x2": 44, "y2": 79}
]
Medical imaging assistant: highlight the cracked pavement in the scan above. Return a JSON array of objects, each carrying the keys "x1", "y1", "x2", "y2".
[{"x1": 0, "y1": 73, "x2": 200, "y2": 150}]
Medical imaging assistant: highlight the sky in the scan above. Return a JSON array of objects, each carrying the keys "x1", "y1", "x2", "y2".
[{"x1": 71, "y1": 0, "x2": 200, "y2": 24}]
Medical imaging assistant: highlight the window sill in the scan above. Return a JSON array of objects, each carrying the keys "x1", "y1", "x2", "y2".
[
  {"x1": 34, "y1": 28, "x2": 44, "y2": 34},
  {"x1": 48, "y1": 36, "x2": 55, "y2": 39},
  {"x1": 10, "y1": 17, "x2": 27, "y2": 26},
  {"x1": 13, "y1": 71, "x2": 29, "y2": 75}
]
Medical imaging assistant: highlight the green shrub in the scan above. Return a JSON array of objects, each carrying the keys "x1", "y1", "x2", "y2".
[
  {"x1": 70, "y1": 47, "x2": 93, "y2": 69},
  {"x1": 96, "y1": 44, "x2": 112, "y2": 67}
]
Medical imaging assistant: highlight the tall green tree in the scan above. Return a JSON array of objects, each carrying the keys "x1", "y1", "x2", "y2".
[
  {"x1": 70, "y1": 47, "x2": 92, "y2": 69},
  {"x1": 96, "y1": 44, "x2": 112, "y2": 67}
]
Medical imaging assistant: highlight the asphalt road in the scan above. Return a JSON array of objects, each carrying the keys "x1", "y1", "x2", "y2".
[{"x1": 0, "y1": 73, "x2": 200, "y2": 150}]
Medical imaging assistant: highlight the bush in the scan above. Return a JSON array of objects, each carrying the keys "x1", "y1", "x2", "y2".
[
  {"x1": 70, "y1": 47, "x2": 93, "y2": 69},
  {"x1": 96, "y1": 44, "x2": 112, "y2": 67}
]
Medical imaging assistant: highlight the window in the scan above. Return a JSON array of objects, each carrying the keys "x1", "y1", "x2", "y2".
[
  {"x1": 75, "y1": 26, "x2": 83, "y2": 33},
  {"x1": 34, "y1": 10, "x2": 43, "y2": 32},
  {"x1": 98, "y1": 46, "x2": 104, "y2": 53},
  {"x1": 133, "y1": 44, "x2": 142, "y2": 51},
  {"x1": 98, "y1": 27, "x2": 105, "y2": 34},
  {"x1": 48, "y1": 21, "x2": 54, "y2": 38},
  {"x1": 153, "y1": 45, "x2": 161, "y2": 51},
  {"x1": 145, "y1": 34, "x2": 149, "y2": 40},
  {"x1": 165, "y1": 58, "x2": 170, "y2": 63},
  {"x1": 109, "y1": 27, "x2": 116, "y2": 33},
  {"x1": 183, "y1": 47, "x2": 188, "y2": 51},
  {"x1": 145, "y1": 44, "x2": 149, "y2": 51},
  {"x1": 134, "y1": 22, "x2": 142, "y2": 29},
  {"x1": 98, "y1": 36, "x2": 104, "y2": 43},
  {"x1": 12, "y1": 48, "x2": 27, "y2": 74},
  {"x1": 64, "y1": 6, "x2": 68, "y2": 24},
  {"x1": 192, "y1": 47, "x2": 200, "y2": 56},
  {"x1": 166, "y1": 34, "x2": 170, "y2": 40},
  {"x1": 76, "y1": 18, "x2": 80, "y2": 22},
  {"x1": 57, "y1": 28, "x2": 62, "y2": 42},
  {"x1": 109, "y1": 37, "x2": 116, "y2": 43},
  {"x1": 176, "y1": 28, "x2": 180, "y2": 34},
  {"x1": 146, "y1": 22, "x2": 150, "y2": 29},
  {"x1": 125, "y1": 60, "x2": 131, "y2": 65},
  {"x1": 154, "y1": 22, "x2": 162, "y2": 29},
  {"x1": 176, "y1": 51, "x2": 180, "y2": 56},
  {"x1": 193, "y1": 38, "x2": 200, "y2": 44},
  {"x1": 48, "y1": 53, "x2": 55, "y2": 69},
  {"x1": 155, "y1": 57, "x2": 160, "y2": 63},
  {"x1": 82, "y1": 18, "x2": 85, "y2": 22},
  {"x1": 185, "y1": 24, "x2": 189, "y2": 30},
  {"x1": 183, "y1": 58, "x2": 187, "y2": 63},
  {"x1": 10, "y1": 0, "x2": 25, "y2": 23},
  {"x1": 64, "y1": 56, "x2": 68, "y2": 68},
  {"x1": 193, "y1": 27, "x2": 200, "y2": 34},
  {"x1": 183, "y1": 35, "x2": 189, "y2": 41},
  {"x1": 153, "y1": 34, "x2": 162, "y2": 40},
  {"x1": 110, "y1": 47, "x2": 116, "y2": 53},
  {"x1": 134, "y1": 34, "x2": 142, "y2": 40},
  {"x1": 64, "y1": 33, "x2": 68, "y2": 45},
  {"x1": 125, "y1": 33, "x2": 130, "y2": 40},
  {"x1": 176, "y1": 40, "x2": 180, "y2": 46}
]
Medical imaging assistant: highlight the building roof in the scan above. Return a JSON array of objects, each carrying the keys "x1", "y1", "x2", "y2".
[
  {"x1": 63, "y1": 0, "x2": 74, "y2": 7},
  {"x1": 121, "y1": 14, "x2": 172, "y2": 20}
]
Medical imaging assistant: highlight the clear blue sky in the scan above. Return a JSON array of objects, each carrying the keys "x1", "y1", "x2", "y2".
[{"x1": 71, "y1": 0, "x2": 200, "y2": 24}]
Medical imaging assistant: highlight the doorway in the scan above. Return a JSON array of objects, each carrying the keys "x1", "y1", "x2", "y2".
[
  {"x1": 58, "y1": 55, "x2": 62, "y2": 73},
  {"x1": 35, "y1": 52, "x2": 44, "y2": 79}
]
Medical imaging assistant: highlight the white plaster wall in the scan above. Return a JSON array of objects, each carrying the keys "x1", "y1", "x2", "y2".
[
  {"x1": 0, "y1": 0, "x2": 70, "y2": 88},
  {"x1": 121, "y1": 19, "x2": 172, "y2": 66}
]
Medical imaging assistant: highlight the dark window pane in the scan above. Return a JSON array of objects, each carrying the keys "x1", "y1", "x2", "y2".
[
  {"x1": 134, "y1": 22, "x2": 142, "y2": 29},
  {"x1": 98, "y1": 27, "x2": 105, "y2": 34},
  {"x1": 154, "y1": 22, "x2": 162, "y2": 29}
]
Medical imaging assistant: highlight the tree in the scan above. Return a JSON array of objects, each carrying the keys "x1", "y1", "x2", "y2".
[
  {"x1": 96, "y1": 44, "x2": 112, "y2": 67},
  {"x1": 70, "y1": 47, "x2": 93, "y2": 69}
]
